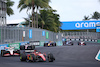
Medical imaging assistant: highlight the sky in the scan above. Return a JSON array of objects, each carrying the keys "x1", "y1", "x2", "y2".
[{"x1": 7, "y1": 0, "x2": 100, "y2": 24}]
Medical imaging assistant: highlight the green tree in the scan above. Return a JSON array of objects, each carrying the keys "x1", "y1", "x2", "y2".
[
  {"x1": 83, "y1": 15, "x2": 90, "y2": 20},
  {"x1": 23, "y1": 9, "x2": 61, "y2": 32},
  {"x1": 39, "y1": 9, "x2": 61, "y2": 32},
  {"x1": 6, "y1": 0, "x2": 14, "y2": 16},
  {"x1": 18, "y1": 0, "x2": 50, "y2": 28},
  {"x1": 91, "y1": 11, "x2": 100, "y2": 20}
]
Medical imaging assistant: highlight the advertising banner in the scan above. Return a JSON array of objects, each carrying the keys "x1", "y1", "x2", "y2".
[
  {"x1": 29, "y1": 41, "x2": 40, "y2": 46},
  {"x1": 46, "y1": 32, "x2": 49, "y2": 39},
  {"x1": 42, "y1": 31, "x2": 45, "y2": 36},
  {"x1": 8, "y1": 43, "x2": 20, "y2": 49},
  {"x1": 0, "y1": 29, "x2": 1, "y2": 40},
  {"x1": 0, "y1": 44, "x2": 8, "y2": 53},
  {"x1": 40, "y1": 41, "x2": 45, "y2": 46},
  {"x1": 29, "y1": 29, "x2": 32, "y2": 38},
  {"x1": 61, "y1": 21, "x2": 100, "y2": 30},
  {"x1": 23, "y1": 31, "x2": 25, "y2": 37},
  {"x1": 20, "y1": 41, "x2": 29, "y2": 45},
  {"x1": 96, "y1": 26, "x2": 100, "y2": 32}
]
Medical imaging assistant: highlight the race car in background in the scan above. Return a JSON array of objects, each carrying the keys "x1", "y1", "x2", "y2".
[
  {"x1": 20, "y1": 43, "x2": 35, "y2": 50},
  {"x1": 20, "y1": 50, "x2": 55, "y2": 62},
  {"x1": 78, "y1": 41, "x2": 86, "y2": 46},
  {"x1": 44, "y1": 41, "x2": 56, "y2": 47},
  {"x1": 63, "y1": 41, "x2": 73, "y2": 46},
  {"x1": 1, "y1": 47, "x2": 20, "y2": 57}
]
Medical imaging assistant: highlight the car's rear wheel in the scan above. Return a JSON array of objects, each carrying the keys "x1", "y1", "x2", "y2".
[
  {"x1": 1, "y1": 50, "x2": 5, "y2": 57},
  {"x1": 53, "y1": 43, "x2": 56, "y2": 46},
  {"x1": 44, "y1": 43, "x2": 48, "y2": 47},
  {"x1": 20, "y1": 45, "x2": 25, "y2": 50},
  {"x1": 47, "y1": 53, "x2": 55, "y2": 62},
  {"x1": 32, "y1": 45, "x2": 35, "y2": 50},
  {"x1": 20, "y1": 53, "x2": 27, "y2": 61}
]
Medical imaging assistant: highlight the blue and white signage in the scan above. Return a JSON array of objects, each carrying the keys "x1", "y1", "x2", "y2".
[
  {"x1": 29, "y1": 29, "x2": 32, "y2": 38},
  {"x1": 42, "y1": 31, "x2": 45, "y2": 36},
  {"x1": 0, "y1": 44, "x2": 8, "y2": 53},
  {"x1": 20, "y1": 41, "x2": 29, "y2": 45},
  {"x1": 61, "y1": 21, "x2": 100, "y2": 30},
  {"x1": 96, "y1": 26, "x2": 100, "y2": 32}
]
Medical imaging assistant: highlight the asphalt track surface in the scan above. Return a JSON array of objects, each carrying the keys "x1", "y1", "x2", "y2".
[{"x1": 0, "y1": 42, "x2": 100, "y2": 67}]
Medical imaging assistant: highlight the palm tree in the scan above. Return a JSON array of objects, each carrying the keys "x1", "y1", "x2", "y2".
[
  {"x1": 18, "y1": 0, "x2": 50, "y2": 28},
  {"x1": 83, "y1": 15, "x2": 90, "y2": 20},
  {"x1": 91, "y1": 11, "x2": 100, "y2": 20},
  {"x1": 39, "y1": 9, "x2": 61, "y2": 32},
  {"x1": 6, "y1": 0, "x2": 14, "y2": 16}
]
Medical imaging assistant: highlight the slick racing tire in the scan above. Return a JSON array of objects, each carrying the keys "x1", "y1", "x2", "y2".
[
  {"x1": 32, "y1": 45, "x2": 35, "y2": 50},
  {"x1": 71, "y1": 43, "x2": 73, "y2": 45},
  {"x1": 51, "y1": 43, "x2": 56, "y2": 46},
  {"x1": 47, "y1": 53, "x2": 55, "y2": 62},
  {"x1": 44, "y1": 43, "x2": 48, "y2": 47},
  {"x1": 20, "y1": 53, "x2": 27, "y2": 61},
  {"x1": 53, "y1": 43, "x2": 56, "y2": 46},
  {"x1": 1, "y1": 50, "x2": 6, "y2": 57},
  {"x1": 20, "y1": 45, "x2": 25, "y2": 50}
]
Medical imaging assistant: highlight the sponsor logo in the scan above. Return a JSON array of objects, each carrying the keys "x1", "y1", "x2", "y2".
[
  {"x1": 29, "y1": 41, "x2": 40, "y2": 46},
  {"x1": 75, "y1": 22, "x2": 100, "y2": 28}
]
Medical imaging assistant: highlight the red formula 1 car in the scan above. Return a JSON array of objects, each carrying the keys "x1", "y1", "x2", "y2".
[
  {"x1": 20, "y1": 50, "x2": 55, "y2": 62},
  {"x1": 1, "y1": 47, "x2": 20, "y2": 57},
  {"x1": 78, "y1": 41, "x2": 86, "y2": 46}
]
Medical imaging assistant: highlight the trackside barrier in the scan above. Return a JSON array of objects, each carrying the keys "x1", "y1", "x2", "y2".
[
  {"x1": 40, "y1": 41, "x2": 45, "y2": 46},
  {"x1": 20, "y1": 41, "x2": 29, "y2": 45},
  {"x1": 8, "y1": 43, "x2": 20, "y2": 50},
  {"x1": 0, "y1": 44, "x2": 8, "y2": 54},
  {"x1": 29, "y1": 41, "x2": 40, "y2": 46},
  {"x1": 66, "y1": 39, "x2": 98, "y2": 43},
  {"x1": 56, "y1": 41, "x2": 63, "y2": 46},
  {"x1": 97, "y1": 39, "x2": 100, "y2": 43}
]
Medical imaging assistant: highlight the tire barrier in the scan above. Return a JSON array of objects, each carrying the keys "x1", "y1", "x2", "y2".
[{"x1": 66, "y1": 38, "x2": 98, "y2": 42}]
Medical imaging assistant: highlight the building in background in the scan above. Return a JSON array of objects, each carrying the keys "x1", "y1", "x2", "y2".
[{"x1": 0, "y1": 0, "x2": 6, "y2": 26}]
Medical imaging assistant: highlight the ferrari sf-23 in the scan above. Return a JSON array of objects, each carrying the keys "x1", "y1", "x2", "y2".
[
  {"x1": 20, "y1": 50, "x2": 55, "y2": 62},
  {"x1": 1, "y1": 47, "x2": 20, "y2": 57}
]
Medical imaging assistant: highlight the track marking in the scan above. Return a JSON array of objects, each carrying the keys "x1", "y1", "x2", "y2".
[{"x1": 95, "y1": 50, "x2": 100, "y2": 61}]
